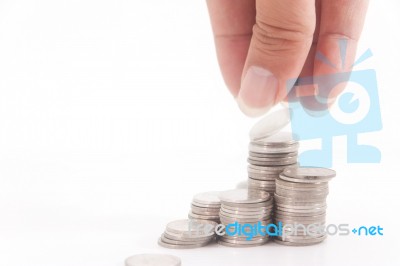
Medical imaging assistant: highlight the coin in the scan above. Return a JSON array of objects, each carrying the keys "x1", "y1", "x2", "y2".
[
  {"x1": 283, "y1": 167, "x2": 336, "y2": 182},
  {"x1": 219, "y1": 189, "x2": 270, "y2": 204},
  {"x1": 163, "y1": 231, "x2": 213, "y2": 242},
  {"x1": 125, "y1": 254, "x2": 181, "y2": 266},
  {"x1": 160, "y1": 234, "x2": 214, "y2": 245},
  {"x1": 193, "y1": 191, "x2": 221, "y2": 206},
  {"x1": 188, "y1": 211, "x2": 220, "y2": 220},
  {"x1": 158, "y1": 238, "x2": 211, "y2": 249},
  {"x1": 249, "y1": 151, "x2": 298, "y2": 158},
  {"x1": 273, "y1": 166, "x2": 335, "y2": 245},
  {"x1": 190, "y1": 204, "x2": 220, "y2": 214},
  {"x1": 249, "y1": 108, "x2": 291, "y2": 141},
  {"x1": 165, "y1": 219, "x2": 216, "y2": 237}
]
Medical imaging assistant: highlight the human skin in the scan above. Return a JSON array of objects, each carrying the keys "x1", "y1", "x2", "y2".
[{"x1": 206, "y1": 0, "x2": 369, "y2": 117}]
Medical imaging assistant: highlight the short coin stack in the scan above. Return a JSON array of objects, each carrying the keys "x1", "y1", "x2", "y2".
[
  {"x1": 247, "y1": 132, "x2": 299, "y2": 196},
  {"x1": 188, "y1": 191, "x2": 221, "y2": 223},
  {"x1": 158, "y1": 219, "x2": 217, "y2": 249},
  {"x1": 274, "y1": 167, "x2": 336, "y2": 246},
  {"x1": 218, "y1": 189, "x2": 273, "y2": 247}
]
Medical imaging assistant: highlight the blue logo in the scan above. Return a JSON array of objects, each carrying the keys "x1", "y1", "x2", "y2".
[{"x1": 287, "y1": 39, "x2": 382, "y2": 167}]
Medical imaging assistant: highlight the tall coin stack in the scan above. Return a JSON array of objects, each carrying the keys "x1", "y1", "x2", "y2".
[
  {"x1": 188, "y1": 191, "x2": 221, "y2": 223},
  {"x1": 218, "y1": 189, "x2": 273, "y2": 247},
  {"x1": 274, "y1": 167, "x2": 336, "y2": 246},
  {"x1": 247, "y1": 132, "x2": 299, "y2": 196}
]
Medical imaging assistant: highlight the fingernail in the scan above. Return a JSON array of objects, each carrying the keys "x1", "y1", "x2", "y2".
[{"x1": 237, "y1": 66, "x2": 278, "y2": 117}]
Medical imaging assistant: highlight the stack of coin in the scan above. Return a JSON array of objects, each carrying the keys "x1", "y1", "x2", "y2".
[
  {"x1": 158, "y1": 219, "x2": 217, "y2": 249},
  {"x1": 247, "y1": 132, "x2": 299, "y2": 196},
  {"x1": 274, "y1": 167, "x2": 336, "y2": 246},
  {"x1": 218, "y1": 189, "x2": 273, "y2": 247},
  {"x1": 188, "y1": 191, "x2": 221, "y2": 223}
]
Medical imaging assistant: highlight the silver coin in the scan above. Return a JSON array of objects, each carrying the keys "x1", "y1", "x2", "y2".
[
  {"x1": 276, "y1": 185, "x2": 329, "y2": 194},
  {"x1": 276, "y1": 177, "x2": 329, "y2": 188},
  {"x1": 220, "y1": 217, "x2": 272, "y2": 225},
  {"x1": 283, "y1": 167, "x2": 336, "y2": 182},
  {"x1": 249, "y1": 108, "x2": 291, "y2": 141},
  {"x1": 276, "y1": 183, "x2": 329, "y2": 192},
  {"x1": 247, "y1": 157, "x2": 298, "y2": 166},
  {"x1": 275, "y1": 206, "x2": 327, "y2": 214},
  {"x1": 278, "y1": 232, "x2": 326, "y2": 240},
  {"x1": 248, "y1": 174, "x2": 277, "y2": 181},
  {"x1": 163, "y1": 231, "x2": 214, "y2": 242},
  {"x1": 218, "y1": 239, "x2": 267, "y2": 247},
  {"x1": 193, "y1": 191, "x2": 221, "y2": 206},
  {"x1": 248, "y1": 178, "x2": 276, "y2": 186},
  {"x1": 221, "y1": 204, "x2": 273, "y2": 212},
  {"x1": 249, "y1": 151, "x2": 298, "y2": 158},
  {"x1": 276, "y1": 234, "x2": 327, "y2": 243},
  {"x1": 249, "y1": 143, "x2": 299, "y2": 154},
  {"x1": 160, "y1": 234, "x2": 214, "y2": 245},
  {"x1": 221, "y1": 201, "x2": 270, "y2": 209},
  {"x1": 219, "y1": 189, "x2": 270, "y2": 204},
  {"x1": 165, "y1": 219, "x2": 216, "y2": 237},
  {"x1": 275, "y1": 213, "x2": 326, "y2": 221},
  {"x1": 252, "y1": 131, "x2": 298, "y2": 145},
  {"x1": 249, "y1": 164, "x2": 297, "y2": 172},
  {"x1": 220, "y1": 237, "x2": 269, "y2": 245},
  {"x1": 158, "y1": 238, "x2": 211, "y2": 249},
  {"x1": 221, "y1": 206, "x2": 272, "y2": 216},
  {"x1": 191, "y1": 204, "x2": 220, "y2": 214},
  {"x1": 220, "y1": 211, "x2": 271, "y2": 220},
  {"x1": 125, "y1": 254, "x2": 181, "y2": 266},
  {"x1": 273, "y1": 236, "x2": 326, "y2": 246},
  {"x1": 191, "y1": 201, "x2": 221, "y2": 208},
  {"x1": 274, "y1": 194, "x2": 326, "y2": 205},
  {"x1": 188, "y1": 211, "x2": 220, "y2": 220},
  {"x1": 248, "y1": 155, "x2": 298, "y2": 162}
]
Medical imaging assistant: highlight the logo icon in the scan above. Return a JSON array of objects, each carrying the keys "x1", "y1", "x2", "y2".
[{"x1": 287, "y1": 40, "x2": 382, "y2": 167}]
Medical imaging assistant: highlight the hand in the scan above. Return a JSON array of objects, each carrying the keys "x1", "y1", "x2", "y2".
[{"x1": 206, "y1": 0, "x2": 369, "y2": 117}]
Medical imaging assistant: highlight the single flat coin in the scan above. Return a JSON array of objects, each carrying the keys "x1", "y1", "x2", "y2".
[
  {"x1": 125, "y1": 253, "x2": 181, "y2": 266},
  {"x1": 249, "y1": 164, "x2": 297, "y2": 172},
  {"x1": 283, "y1": 167, "x2": 336, "y2": 182},
  {"x1": 249, "y1": 142, "x2": 299, "y2": 154},
  {"x1": 249, "y1": 108, "x2": 291, "y2": 141},
  {"x1": 220, "y1": 237, "x2": 269, "y2": 245},
  {"x1": 191, "y1": 204, "x2": 220, "y2": 214},
  {"x1": 158, "y1": 238, "x2": 210, "y2": 249},
  {"x1": 188, "y1": 211, "x2": 220, "y2": 220},
  {"x1": 249, "y1": 151, "x2": 298, "y2": 158},
  {"x1": 247, "y1": 157, "x2": 298, "y2": 166},
  {"x1": 191, "y1": 201, "x2": 221, "y2": 208},
  {"x1": 273, "y1": 236, "x2": 326, "y2": 246},
  {"x1": 251, "y1": 130, "x2": 297, "y2": 146},
  {"x1": 193, "y1": 191, "x2": 221, "y2": 206},
  {"x1": 218, "y1": 239, "x2": 267, "y2": 247},
  {"x1": 166, "y1": 219, "x2": 216, "y2": 237},
  {"x1": 160, "y1": 234, "x2": 213, "y2": 245},
  {"x1": 163, "y1": 231, "x2": 213, "y2": 242},
  {"x1": 219, "y1": 189, "x2": 270, "y2": 204}
]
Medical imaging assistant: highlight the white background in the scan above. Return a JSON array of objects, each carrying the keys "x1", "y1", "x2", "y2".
[{"x1": 0, "y1": 0, "x2": 399, "y2": 265}]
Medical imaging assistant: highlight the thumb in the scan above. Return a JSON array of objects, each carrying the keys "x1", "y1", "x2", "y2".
[{"x1": 237, "y1": 0, "x2": 316, "y2": 117}]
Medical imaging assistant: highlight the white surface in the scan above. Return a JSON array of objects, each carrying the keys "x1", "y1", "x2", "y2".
[{"x1": 0, "y1": 0, "x2": 399, "y2": 265}]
